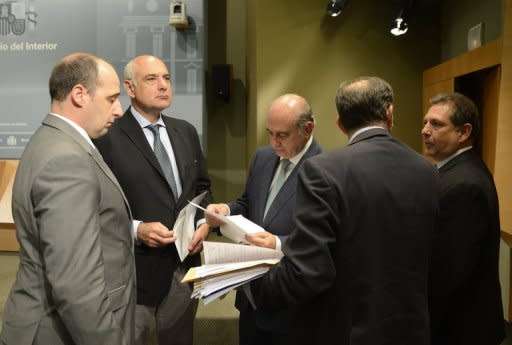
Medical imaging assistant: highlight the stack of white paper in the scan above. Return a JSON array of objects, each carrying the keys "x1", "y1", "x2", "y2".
[{"x1": 182, "y1": 241, "x2": 283, "y2": 304}]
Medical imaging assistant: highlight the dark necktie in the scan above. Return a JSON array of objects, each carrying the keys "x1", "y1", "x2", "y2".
[
  {"x1": 264, "y1": 159, "x2": 291, "y2": 218},
  {"x1": 147, "y1": 124, "x2": 178, "y2": 201}
]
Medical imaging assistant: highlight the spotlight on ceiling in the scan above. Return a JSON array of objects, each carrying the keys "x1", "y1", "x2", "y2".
[
  {"x1": 390, "y1": 1, "x2": 414, "y2": 37},
  {"x1": 326, "y1": 0, "x2": 348, "y2": 18},
  {"x1": 390, "y1": 14, "x2": 408, "y2": 36}
]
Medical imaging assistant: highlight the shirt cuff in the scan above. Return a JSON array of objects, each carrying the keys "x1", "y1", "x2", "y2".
[
  {"x1": 133, "y1": 220, "x2": 141, "y2": 244},
  {"x1": 196, "y1": 218, "x2": 206, "y2": 229},
  {"x1": 275, "y1": 236, "x2": 282, "y2": 251}
]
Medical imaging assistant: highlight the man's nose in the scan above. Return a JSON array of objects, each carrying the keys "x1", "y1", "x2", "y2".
[{"x1": 113, "y1": 100, "x2": 123, "y2": 118}]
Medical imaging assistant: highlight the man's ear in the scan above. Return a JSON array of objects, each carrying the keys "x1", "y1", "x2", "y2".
[
  {"x1": 386, "y1": 104, "x2": 394, "y2": 131},
  {"x1": 336, "y1": 116, "x2": 347, "y2": 134},
  {"x1": 303, "y1": 121, "x2": 314, "y2": 137},
  {"x1": 124, "y1": 80, "x2": 135, "y2": 98},
  {"x1": 69, "y1": 84, "x2": 87, "y2": 107},
  {"x1": 458, "y1": 123, "x2": 473, "y2": 144}
]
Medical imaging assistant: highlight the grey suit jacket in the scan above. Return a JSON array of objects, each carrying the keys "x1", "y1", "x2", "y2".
[{"x1": 0, "y1": 115, "x2": 136, "y2": 345}]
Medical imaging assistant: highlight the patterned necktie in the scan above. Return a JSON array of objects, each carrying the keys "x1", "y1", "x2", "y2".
[
  {"x1": 147, "y1": 124, "x2": 178, "y2": 201},
  {"x1": 264, "y1": 159, "x2": 291, "y2": 218}
]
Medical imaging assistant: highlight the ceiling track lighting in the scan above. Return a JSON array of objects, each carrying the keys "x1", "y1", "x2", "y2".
[
  {"x1": 390, "y1": 0, "x2": 414, "y2": 37},
  {"x1": 390, "y1": 9, "x2": 408, "y2": 36},
  {"x1": 326, "y1": 0, "x2": 348, "y2": 18}
]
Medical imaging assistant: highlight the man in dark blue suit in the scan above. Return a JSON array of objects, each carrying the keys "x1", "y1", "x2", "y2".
[
  {"x1": 206, "y1": 93, "x2": 322, "y2": 345},
  {"x1": 246, "y1": 77, "x2": 438, "y2": 345},
  {"x1": 422, "y1": 92, "x2": 505, "y2": 345},
  {"x1": 95, "y1": 55, "x2": 211, "y2": 345}
]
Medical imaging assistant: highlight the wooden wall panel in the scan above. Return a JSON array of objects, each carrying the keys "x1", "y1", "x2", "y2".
[
  {"x1": 480, "y1": 67, "x2": 501, "y2": 173},
  {"x1": 494, "y1": 0, "x2": 512, "y2": 235},
  {"x1": 422, "y1": 79, "x2": 455, "y2": 114},
  {"x1": 0, "y1": 160, "x2": 18, "y2": 251}
]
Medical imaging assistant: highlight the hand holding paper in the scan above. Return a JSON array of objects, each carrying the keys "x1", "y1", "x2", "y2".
[
  {"x1": 173, "y1": 191, "x2": 208, "y2": 262},
  {"x1": 204, "y1": 203, "x2": 230, "y2": 227},
  {"x1": 189, "y1": 201, "x2": 266, "y2": 245}
]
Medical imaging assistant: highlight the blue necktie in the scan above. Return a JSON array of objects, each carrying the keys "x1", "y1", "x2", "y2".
[
  {"x1": 147, "y1": 124, "x2": 178, "y2": 201},
  {"x1": 264, "y1": 159, "x2": 291, "y2": 218}
]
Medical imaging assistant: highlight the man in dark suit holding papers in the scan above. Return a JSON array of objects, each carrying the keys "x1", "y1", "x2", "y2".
[
  {"x1": 206, "y1": 93, "x2": 322, "y2": 345},
  {"x1": 95, "y1": 55, "x2": 211, "y2": 345},
  {"x1": 247, "y1": 77, "x2": 438, "y2": 345}
]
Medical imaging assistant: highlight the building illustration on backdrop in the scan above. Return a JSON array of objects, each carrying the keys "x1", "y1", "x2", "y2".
[
  {"x1": 120, "y1": 0, "x2": 203, "y2": 95},
  {"x1": 0, "y1": 0, "x2": 37, "y2": 36}
]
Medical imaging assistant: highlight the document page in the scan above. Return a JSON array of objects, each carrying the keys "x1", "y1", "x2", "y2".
[
  {"x1": 174, "y1": 191, "x2": 208, "y2": 262},
  {"x1": 181, "y1": 241, "x2": 283, "y2": 304},
  {"x1": 188, "y1": 201, "x2": 266, "y2": 244},
  {"x1": 203, "y1": 241, "x2": 283, "y2": 264}
]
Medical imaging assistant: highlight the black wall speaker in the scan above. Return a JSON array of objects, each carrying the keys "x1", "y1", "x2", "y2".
[{"x1": 212, "y1": 64, "x2": 232, "y2": 102}]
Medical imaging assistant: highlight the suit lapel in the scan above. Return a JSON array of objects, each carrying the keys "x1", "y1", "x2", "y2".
[
  {"x1": 262, "y1": 139, "x2": 322, "y2": 225},
  {"x1": 43, "y1": 115, "x2": 132, "y2": 216},
  {"x1": 118, "y1": 110, "x2": 171, "y2": 187},
  {"x1": 162, "y1": 117, "x2": 188, "y2": 205},
  {"x1": 438, "y1": 149, "x2": 475, "y2": 176}
]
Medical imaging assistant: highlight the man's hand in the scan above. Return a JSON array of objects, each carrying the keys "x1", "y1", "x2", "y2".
[
  {"x1": 245, "y1": 231, "x2": 277, "y2": 249},
  {"x1": 188, "y1": 223, "x2": 210, "y2": 255},
  {"x1": 137, "y1": 222, "x2": 175, "y2": 247},
  {"x1": 205, "y1": 203, "x2": 230, "y2": 227}
]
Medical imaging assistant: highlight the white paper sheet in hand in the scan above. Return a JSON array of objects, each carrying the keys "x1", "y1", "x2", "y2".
[
  {"x1": 174, "y1": 191, "x2": 208, "y2": 262},
  {"x1": 187, "y1": 200, "x2": 266, "y2": 244},
  {"x1": 219, "y1": 215, "x2": 266, "y2": 244}
]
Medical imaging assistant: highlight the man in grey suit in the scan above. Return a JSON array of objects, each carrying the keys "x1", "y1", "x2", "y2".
[
  {"x1": 247, "y1": 77, "x2": 438, "y2": 345},
  {"x1": 206, "y1": 93, "x2": 322, "y2": 345},
  {"x1": 0, "y1": 53, "x2": 136, "y2": 345}
]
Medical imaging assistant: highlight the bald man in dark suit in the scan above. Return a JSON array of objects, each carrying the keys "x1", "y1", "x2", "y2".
[
  {"x1": 95, "y1": 55, "x2": 211, "y2": 345},
  {"x1": 206, "y1": 94, "x2": 322, "y2": 345}
]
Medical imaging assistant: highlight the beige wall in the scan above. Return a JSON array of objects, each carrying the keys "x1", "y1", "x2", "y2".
[
  {"x1": 208, "y1": 0, "x2": 442, "y2": 202},
  {"x1": 246, "y1": 0, "x2": 442, "y2": 156},
  {"x1": 206, "y1": 0, "x2": 504, "y2": 201},
  {"x1": 206, "y1": 0, "x2": 248, "y2": 202},
  {"x1": 441, "y1": 0, "x2": 504, "y2": 61}
]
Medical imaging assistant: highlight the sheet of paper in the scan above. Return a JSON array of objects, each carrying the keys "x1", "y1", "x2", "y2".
[
  {"x1": 188, "y1": 201, "x2": 266, "y2": 244},
  {"x1": 203, "y1": 241, "x2": 283, "y2": 265},
  {"x1": 173, "y1": 191, "x2": 208, "y2": 262},
  {"x1": 195, "y1": 267, "x2": 269, "y2": 304},
  {"x1": 181, "y1": 258, "x2": 279, "y2": 283}
]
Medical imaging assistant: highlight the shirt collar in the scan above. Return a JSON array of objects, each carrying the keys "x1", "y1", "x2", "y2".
[
  {"x1": 348, "y1": 125, "x2": 386, "y2": 144},
  {"x1": 130, "y1": 106, "x2": 165, "y2": 128},
  {"x1": 436, "y1": 146, "x2": 473, "y2": 169},
  {"x1": 49, "y1": 113, "x2": 96, "y2": 149},
  {"x1": 283, "y1": 136, "x2": 313, "y2": 166}
]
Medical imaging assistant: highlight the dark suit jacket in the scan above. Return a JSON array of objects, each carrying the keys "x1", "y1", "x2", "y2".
[
  {"x1": 250, "y1": 128, "x2": 439, "y2": 345},
  {"x1": 95, "y1": 108, "x2": 211, "y2": 306},
  {"x1": 229, "y1": 140, "x2": 322, "y2": 336},
  {"x1": 428, "y1": 149, "x2": 504, "y2": 345}
]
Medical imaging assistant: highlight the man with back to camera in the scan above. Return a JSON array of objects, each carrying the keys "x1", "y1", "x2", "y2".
[
  {"x1": 244, "y1": 76, "x2": 439, "y2": 345},
  {"x1": 205, "y1": 93, "x2": 322, "y2": 345},
  {"x1": 94, "y1": 55, "x2": 212, "y2": 345},
  {"x1": 0, "y1": 52, "x2": 136, "y2": 345},
  {"x1": 422, "y1": 92, "x2": 505, "y2": 345}
]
